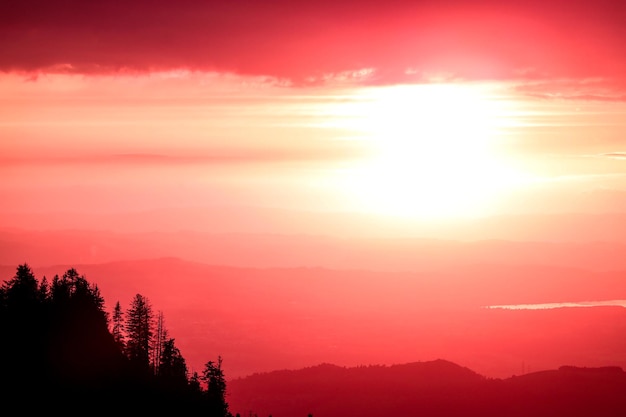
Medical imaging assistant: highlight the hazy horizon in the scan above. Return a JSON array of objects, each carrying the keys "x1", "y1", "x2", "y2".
[{"x1": 2, "y1": 0, "x2": 626, "y2": 394}]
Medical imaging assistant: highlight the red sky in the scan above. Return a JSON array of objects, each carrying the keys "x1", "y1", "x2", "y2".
[
  {"x1": 1, "y1": 0, "x2": 625, "y2": 83},
  {"x1": 2, "y1": 0, "x2": 626, "y2": 379},
  {"x1": 1, "y1": 0, "x2": 626, "y2": 229}
]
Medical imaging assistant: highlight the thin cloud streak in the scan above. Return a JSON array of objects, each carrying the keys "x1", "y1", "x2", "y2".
[
  {"x1": 487, "y1": 300, "x2": 626, "y2": 310},
  {"x1": 0, "y1": 147, "x2": 370, "y2": 167},
  {"x1": 601, "y1": 153, "x2": 626, "y2": 160}
]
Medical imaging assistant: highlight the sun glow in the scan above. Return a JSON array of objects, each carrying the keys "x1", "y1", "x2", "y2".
[{"x1": 328, "y1": 83, "x2": 529, "y2": 219}]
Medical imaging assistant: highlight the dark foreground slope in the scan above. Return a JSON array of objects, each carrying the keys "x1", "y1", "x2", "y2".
[
  {"x1": 228, "y1": 360, "x2": 626, "y2": 417},
  {"x1": 0, "y1": 264, "x2": 228, "y2": 415}
]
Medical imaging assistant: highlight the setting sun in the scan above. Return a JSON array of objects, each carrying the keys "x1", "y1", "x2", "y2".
[{"x1": 328, "y1": 83, "x2": 529, "y2": 218}]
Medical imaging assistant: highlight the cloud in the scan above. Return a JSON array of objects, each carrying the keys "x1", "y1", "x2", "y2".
[
  {"x1": 513, "y1": 78, "x2": 626, "y2": 102},
  {"x1": 487, "y1": 300, "x2": 626, "y2": 310},
  {"x1": 601, "y1": 153, "x2": 626, "y2": 160},
  {"x1": 0, "y1": 146, "x2": 370, "y2": 167},
  {"x1": 1, "y1": 0, "x2": 624, "y2": 85}
]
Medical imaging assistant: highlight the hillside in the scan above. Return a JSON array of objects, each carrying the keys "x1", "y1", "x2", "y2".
[{"x1": 227, "y1": 361, "x2": 626, "y2": 417}]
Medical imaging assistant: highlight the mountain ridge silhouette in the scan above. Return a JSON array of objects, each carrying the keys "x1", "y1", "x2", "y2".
[{"x1": 227, "y1": 359, "x2": 626, "y2": 417}]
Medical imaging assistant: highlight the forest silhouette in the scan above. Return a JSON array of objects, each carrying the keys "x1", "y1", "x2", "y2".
[
  {"x1": 2, "y1": 263, "x2": 626, "y2": 416},
  {"x1": 0, "y1": 263, "x2": 232, "y2": 415}
]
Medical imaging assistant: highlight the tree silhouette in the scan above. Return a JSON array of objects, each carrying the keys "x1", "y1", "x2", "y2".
[
  {"x1": 38, "y1": 275, "x2": 50, "y2": 301},
  {"x1": 158, "y1": 337, "x2": 189, "y2": 388},
  {"x1": 189, "y1": 370, "x2": 203, "y2": 394},
  {"x1": 153, "y1": 310, "x2": 167, "y2": 375},
  {"x1": 0, "y1": 263, "x2": 44, "y2": 388},
  {"x1": 2, "y1": 263, "x2": 39, "y2": 308},
  {"x1": 0, "y1": 264, "x2": 239, "y2": 415},
  {"x1": 203, "y1": 355, "x2": 232, "y2": 417},
  {"x1": 45, "y1": 267, "x2": 117, "y2": 382},
  {"x1": 112, "y1": 300, "x2": 126, "y2": 350},
  {"x1": 125, "y1": 293, "x2": 154, "y2": 373},
  {"x1": 1, "y1": 264, "x2": 126, "y2": 410}
]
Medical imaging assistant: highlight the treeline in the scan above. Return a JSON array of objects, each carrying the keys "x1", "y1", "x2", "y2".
[{"x1": 0, "y1": 263, "x2": 233, "y2": 415}]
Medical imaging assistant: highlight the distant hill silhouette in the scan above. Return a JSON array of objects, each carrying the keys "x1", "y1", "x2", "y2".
[
  {"x1": 228, "y1": 360, "x2": 626, "y2": 417},
  {"x1": 4, "y1": 227, "x2": 626, "y2": 272},
  {"x1": 3, "y1": 257, "x2": 626, "y2": 380}
]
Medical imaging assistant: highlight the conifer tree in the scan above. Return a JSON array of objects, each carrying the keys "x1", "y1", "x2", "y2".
[
  {"x1": 2, "y1": 263, "x2": 39, "y2": 308},
  {"x1": 125, "y1": 293, "x2": 154, "y2": 372},
  {"x1": 159, "y1": 337, "x2": 188, "y2": 388},
  {"x1": 38, "y1": 276, "x2": 49, "y2": 302},
  {"x1": 112, "y1": 300, "x2": 125, "y2": 350},
  {"x1": 202, "y1": 355, "x2": 232, "y2": 417}
]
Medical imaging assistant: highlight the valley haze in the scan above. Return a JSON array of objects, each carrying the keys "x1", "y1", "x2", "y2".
[{"x1": 3, "y1": 210, "x2": 626, "y2": 380}]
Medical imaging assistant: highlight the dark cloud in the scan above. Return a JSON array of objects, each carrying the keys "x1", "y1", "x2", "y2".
[{"x1": 1, "y1": 0, "x2": 624, "y2": 84}]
